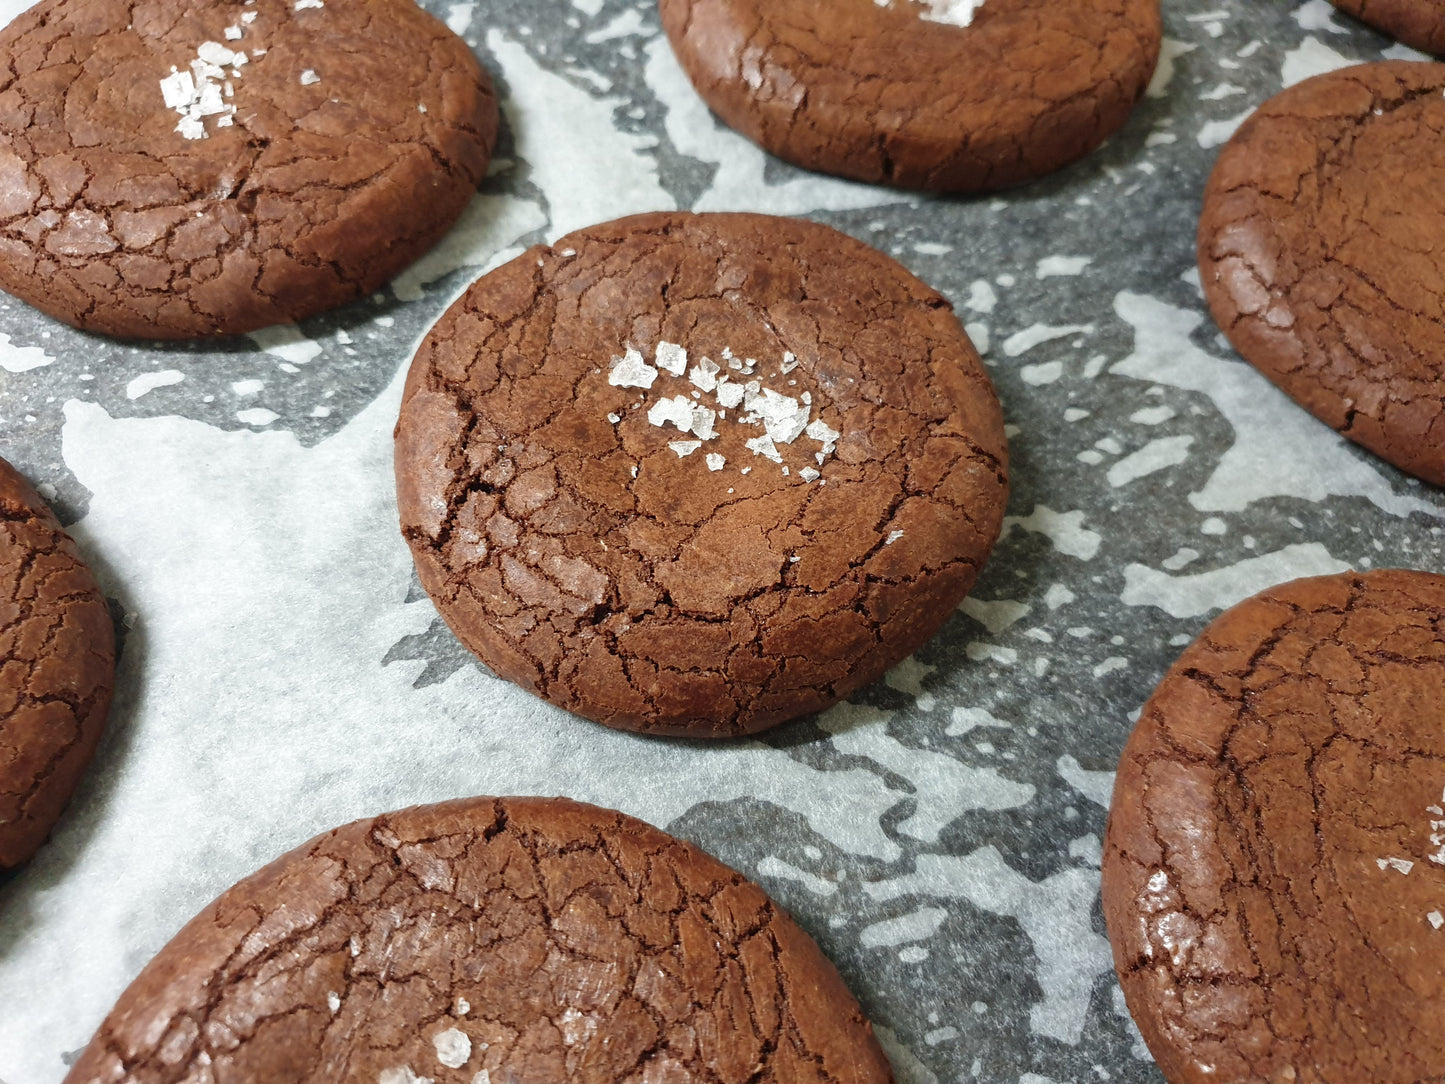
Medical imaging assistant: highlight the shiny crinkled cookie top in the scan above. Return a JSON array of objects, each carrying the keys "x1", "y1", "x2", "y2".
[
  {"x1": 1198, "y1": 61, "x2": 1445, "y2": 487},
  {"x1": 0, "y1": 0, "x2": 497, "y2": 339},
  {"x1": 63, "y1": 796, "x2": 899, "y2": 1084},
  {"x1": 657, "y1": 0, "x2": 1161, "y2": 193},
  {"x1": 395, "y1": 212, "x2": 1009, "y2": 738},
  {"x1": 1102, "y1": 569, "x2": 1445, "y2": 1084}
]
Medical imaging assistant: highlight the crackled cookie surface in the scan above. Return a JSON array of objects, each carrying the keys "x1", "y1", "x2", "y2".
[
  {"x1": 1332, "y1": 0, "x2": 1445, "y2": 55},
  {"x1": 395, "y1": 211, "x2": 1008, "y2": 737},
  {"x1": 0, "y1": 0, "x2": 497, "y2": 339},
  {"x1": 658, "y1": 0, "x2": 1160, "y2": 192},
  {"x1": 0, "y1": 456, "x2": 114, "y2": 869},
  {"x1": 1102, "y1": 570, "x2": 1445, "y2": 1084},
  {"x1": 66, "y1": 796, "x2": 896, "y2": 1084},
  {"x1": 1198, "y1": 62, "x2": 1445, "y2": 486}
]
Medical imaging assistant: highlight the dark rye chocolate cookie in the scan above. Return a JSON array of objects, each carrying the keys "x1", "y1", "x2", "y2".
[
  {"x1": 0, "y1": 0, "x2": 496, "y2": 339},
  {"x1": 66, "y1": 795, "x2": 897, "y2": 1084},
  {"x1": 1102, "y1": 570, "x2": 1445, "y2": 1084},
  {"x1": 395, "y1": 211, "x2": 1008, "y2": 738},
  {"x1": 0, "y1": 456, "x2": 114, "y2": 869},
  {"x1": 1198, "y1": 62, "x2": 1445, "y2": 487},
  {"x1": 658, "y1": 0, "x2": 1161, "y2": 193},
  {"x1": 1332, "y1": 0, "x2": 1445, "y2": 56}
]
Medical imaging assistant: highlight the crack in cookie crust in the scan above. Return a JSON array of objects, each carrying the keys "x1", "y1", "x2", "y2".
[
  {"x1": 0, "y1": 456, "x2": 114, "y2": 869},
  {"x1": 658, "y1": 0, "x2": 1160, "y2": 193},
  {"x1": 1102, "y1": 569, "x2": 1445, "y2": 1084},
  {"x1": 0, "y1": 0, "x2": 497, "y2": 339},
  {"x1": 1198, "y1": 61, "x2": 1445, "y2": 486},
  {"x1": 394, "y1": 211, "x2": 1009, "y2": 738},
  {"x1": 64, "y1": 795, "x2": 897, "y2": 1084}
]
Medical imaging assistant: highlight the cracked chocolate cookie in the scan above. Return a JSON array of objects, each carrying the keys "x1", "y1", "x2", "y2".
[
  {"x1": 0, "y1": 0, "x2": 497, "y2": 339},
  {"x1": 1102, "y1": 569, "x2": 1445, "y2": 1084},
  {"x1": 395, "y1": 211, "x2": 1008, "y2": 738},
  {"x1": 1332, "y1": 0, "x2": 1445, "y2": 56},
  {"x1": 1198, "y1": 62, "x2": 1445, "y2": 487},
  {"x1": 657, "y1": 0, "x2": 1160, "y2": 193},
  {"x1": 65, "y1": 795, "x2": 897, "y2": 1084},
  {"x1": 0, "y1": 456, "x2": 114, "y2": 869}
]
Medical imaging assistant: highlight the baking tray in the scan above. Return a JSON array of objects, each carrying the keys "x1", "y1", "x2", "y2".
[{"x1": 1, "y1": 1, "x2": 1440, "y2": 1081}]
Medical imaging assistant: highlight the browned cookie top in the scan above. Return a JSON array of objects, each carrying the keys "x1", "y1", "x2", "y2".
[
  {"x1": 1332, "y1": 0, "x2": 1445, "y2": 56},
  {"x1": 1198, "y1": 62, "x2": 1445, "y2": 487},
  {"x1": 395, "y1": 211, "x2": 1008, "y2": 738},
  {"x1": 0, "y1": 0, "x2": 497, "y2": 339},
  {"x1": 66, "y1": 796, "x2": 897, "y2": 1084},
  {"x1": 0, "y1": 456, "x2": 114, "y2": 869},
  {"x1": 658, "y1": 0, "x2": 1161, "y2": 193},
  {"x1": 1102, "y1": 570, "x2": 1445, "y2": 1084}
]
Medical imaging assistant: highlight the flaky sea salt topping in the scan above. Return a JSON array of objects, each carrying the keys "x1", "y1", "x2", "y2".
[{"x1": 605, "y1": 341, "x2": 838, "y2": 482}]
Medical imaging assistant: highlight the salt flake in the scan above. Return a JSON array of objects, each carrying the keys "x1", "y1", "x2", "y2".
[
  {"x1": 1431, "y1": 912, "x2": 1445, "y2": 930},
  {"x1": 655, "y1": 341, "x2": 687, "y2": 376},
  {"x1": 690, "y1": 405, "x2": 716, "y2": 440},
  {"x1": 608, "y1": 348, "x2": 657, "y2": 389},
  {"x1": 689, "y1": 356, "x2": 720, "y2": 392},
  {"x1": 1378, "y1": 857, "x2": 1415, "y2": 874},
  {"x1": 197, "y1": 41, "x2": 237, "y2": 66},
  {"x1": 295, "y1": 0, "x2": 325, "y2": 7},
  {"x1": 706, "y1": 453, "x2": 725, "y2": 471},
  {"x1": 647, "y1": 395, "x2": 695, "y2": 432},
  {"x1": 669, "y1": 440, "x2": 702, "y2": 458},
  {"x1": 299, "y1": 69, "x2": 321, "y2": 85},
  {"x1": 800, "y1": 467, "x2": 820, "y2": 482},
  {"x1": 715, "y1": 381, "x2": 744, "y2": 409},
  {"x1": 753, "y1": 388, "x2": 810, "y2": 444},
  {"x1": 780, "y1": 350, "x2": 799, "y2": 374},
  {"x1": 886, "y1": 530, "x2": 905, "y2": 545},
  {"x1": 159, "y1": 69, "x2": 196, "y2": 109},
  {"x1": 224, "y1": 24, "x2": 243, "y2": 39},
  {"x1": 745, "y1": 434, "x2": 782, "y2": 463}
]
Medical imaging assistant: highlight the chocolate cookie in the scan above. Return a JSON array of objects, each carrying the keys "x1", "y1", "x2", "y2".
[
  {"x1": 1332, "y1": 0, "x2": 1445, "y2": 56},
  {"x1": 1102, "y1": 570, "x2": 1445, "y2": 1083},
  {"x1": 0, "y1": 0, "x2": 497, "y2": 339},
  {"x1": 658, "y1": 0, "x2": 1161, "y2": 193},
  {"x1": 1198, "y1": 62, "x2": 1445, "y2": 486},
  {"x1": 0, "y1": 456, "x2": 114, "y2": 869},
  {"x1": 395, "y1": 211, "x2": 1008, "y2": 738},
  {"x1": 66, "y1": 795, "x2": 896, "y2": 1084}
]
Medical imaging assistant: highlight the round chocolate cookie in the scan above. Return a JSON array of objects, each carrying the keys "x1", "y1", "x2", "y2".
[
  {"x1": 66, "y1": 795, "x2": 896, "y2": 1084},
  {"x1": 1102, "y1": 570, "x2": 1445, "y2": 1084},
  {"x1": 1198, "y1": 62, "x2": 1445, "y2": 486},
  {"x1": 1332, "y1": 0, "x2": 1445, "y2": 56},
  {"x1": 395, "y1": 211, "x2": 1008, "y2": 738},
  {"x1": 0, "y1": 456, "x2": 114, "y2": 869},
  {"x1": 657, "y1": 0, "x2": 1161, "y2": 193},
  {"x1": 0, "y1": 0, "x2": 497, "y2": 339}
]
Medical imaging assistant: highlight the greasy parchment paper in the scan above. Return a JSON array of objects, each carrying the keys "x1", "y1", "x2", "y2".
[{"x1": 0, "y1": 1, "x2": 1441, "y2": 1081}]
